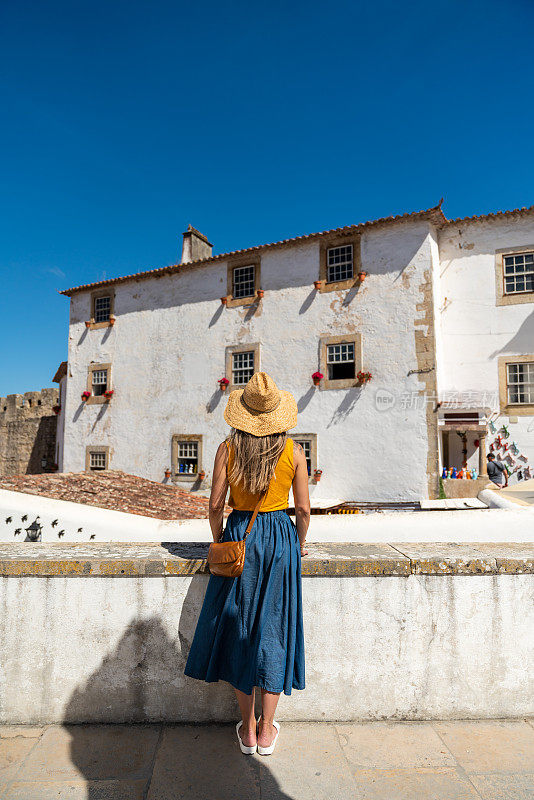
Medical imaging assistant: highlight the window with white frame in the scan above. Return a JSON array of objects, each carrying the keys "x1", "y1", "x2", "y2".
[
  {"x1": 293, "y1": 438, "x2": 312, "y2": 476},
  {"x1": 503, "y1": 252, "x2": 534, "y2": 295},
  {"x1": 232, "y1": 265, "x2": 256, "y2": 299},
  {"x1": 176, "y1": 440, "x2": 199, "y2": 475},
  {"x1": 89, "y1": 451, "x2": 107, "y2": 470},
  {"x1": 91, "y1": 369, "x2": 109, "y2": 396},
  {"x1": 326, "y1": 244, "x2": 353, "y2": 283},
  {"x1": 94, "y1": 295, "x2": 111, "y2": 322},
  {"x1": 507, "y1": 362, "x2": 534, "y2": 404},
  {"x1": 326, "y1": 341, "x2": 355, "y2": 380},
  {"x1": 232, "y1": 350, "x2": 255, "y2": 385}
]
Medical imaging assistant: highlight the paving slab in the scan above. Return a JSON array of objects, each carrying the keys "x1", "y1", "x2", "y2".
[
  {"x1": 258, "y1": 722, "x2": 355, "y2": 800},
  {"x1": 146, "y1": 724, "x2": 261, "y2": 800},
  {"x1": 470, "y1": 772, "x2": 534, "y2": 800},
  {"x1": 335, "y1": 721, "x2": 456, "y2": 769},
  {"x1": 349, "y1": 766, "x2": 481, "y2": 799},
  {"x1": 0, "y1": 736, "x2": 40, "y2": 793},
  {"x1": 16, "y1": 724, "x2": 160, "y2": 782},
  {"x1": 433, "y1": 720, "x2": 534, "y2": 772},
  {"x1": 0, "y1": 728, "x2": 45, "y2": 740},
  {"x1": 2, "y1": 778, "x2": 147, "y2": 799}
]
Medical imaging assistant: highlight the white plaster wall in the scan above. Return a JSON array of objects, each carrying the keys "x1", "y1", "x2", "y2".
[
  {"x1": 1, "y1": 489, "x2": 533, "y2": 543},
  {"x1": 438, "y1": 218, "x2": 534, "y2": 478},
  {"x1": 63, "y1": 221, "x2": 439, "y2": 502},
  {"x1": 1, "y1": 573, "x2": 532, "y2": 723}
]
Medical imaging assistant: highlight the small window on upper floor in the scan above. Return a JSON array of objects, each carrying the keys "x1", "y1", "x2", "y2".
[
  {"x1": 233, "y1": 350, "x2": 255, "y2": 386},
  {"x1": 327, "y1": 342, "x2": 355, "y2": 380},
  {"x1": 225, "y1": 343, "x2": 260, "y2": 392},
  {"x1": 233, "y1": 265, "x2": 256, "y2": 299},
  {"x1": 86, "y1": 363, "x2": 112, "y2": 404},
  {"x1": 318, "y1": 235, "x2": 361, "y2": 293},
  {"x1": 88, "y1": 289, "x2": 115, "y2": 328},
  {"x1": 92, "y1": 368, "x2": 109, "y2": 396},
  {"x1": 503, "y1": 252, "x2": 534, "y2": 295},
  {"x1": 327, "y1": 244, "x2": 354, "y2": 283},
  {"x1": 225, "y1": 258, "x2": 261, "y2": 307},
  {"x1": 94, "y1": 295, "x2": 111, "y2": 322},
  {"x1": 507, "y1": 361, "x2": 534, "y2": 404},
  {"x1": 319, "y1": 333, "x2": 363, "y2": 390},
  {"x1": 498, "y1": 355, "x2": 534, "y2": 415},
  {"x1": 495, "y1": 247, "x2": 534, "y2": 307}
]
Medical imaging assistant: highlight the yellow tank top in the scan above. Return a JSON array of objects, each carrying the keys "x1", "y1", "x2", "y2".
[{"x1": 225, "y1": 438, "x2": 295, "y2": 511}]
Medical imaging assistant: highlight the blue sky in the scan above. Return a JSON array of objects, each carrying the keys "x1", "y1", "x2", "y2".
[{"x1": 1, "y1": 0, "x2": 533, "y2": 396}]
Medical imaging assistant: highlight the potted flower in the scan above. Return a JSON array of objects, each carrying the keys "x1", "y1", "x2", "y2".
[
  {"x1": 313, "y1": 280, "x2": 323, "y2": 290},
  {"x1": 221, "y1": 296, "x2": 228, "y2": 305},
  {"x1": 81, "y1": 390, "x2": 91, "y2": 402},
  {"x1": 357, "y1": 370, "x2": 372, "y2": 385},
  {"x1": 313, "y1": 469, "x2": 323, "y2": 482},
  {"x1": 104, "y1": 389, "x2": 114, "y2": 400},
  {"x1": 164, "y1": 468, "x2": 171, "y2": 479},
  {"x1": 85, "y1": 320, "x2": 92, "y2": 328},
  {"x1": 312, "y1": 371, "x2": 323, "y2": 386},
  {"x1": 109, "y1": 315, "x2": 116, "y2": 326},
  {"x1": 198, "y1": 470, "x2": 206, "y2": 481},
  {"x1": 256, "y1": 288, "x2": 264, "y2": 299},
  {"x1": 219, "y1": 377, "x2": 230, "y2": 392},
  {"x1": 357, "y1": 270, "x2": 369, "y2": 282},
  {"x1": 52, "y1": 404, "x2": 61, "y2": 415}
]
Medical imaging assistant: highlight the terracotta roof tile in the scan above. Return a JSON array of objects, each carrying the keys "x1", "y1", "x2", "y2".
[
  {"x1": 58, "y1": 205, "x2": 447, "y2": 296},
  {"x1": 0, "y1": 470, "x2": 229, "y2": 520},
  {"x1": 52, "y1": 361, "x2": 67, "y2": 383},
  {"x1": 444, "y1": 204, "x2": 534, "y2": 226}
]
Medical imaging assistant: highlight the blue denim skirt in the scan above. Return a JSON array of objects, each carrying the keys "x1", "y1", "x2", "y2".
[{"x1": 184, "y1": 509, "x2": 305, "y2": 696}]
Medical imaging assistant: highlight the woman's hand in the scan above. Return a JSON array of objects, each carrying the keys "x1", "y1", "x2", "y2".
[{"x1": 300, "y1": 543, "x2": 309, "y2": 556}]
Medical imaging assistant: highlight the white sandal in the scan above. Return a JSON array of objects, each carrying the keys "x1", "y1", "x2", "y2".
[
  {"x1": 257, "y1": 719, "x2": 280, "y2": 756},
  {"x1": 236, "y1": 720, "x2": 257, "y2": 754}
]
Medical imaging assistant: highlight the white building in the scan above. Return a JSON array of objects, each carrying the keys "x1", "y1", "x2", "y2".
[{"x1": 57, "y1": 205, "x2": 534, "y2": 501}]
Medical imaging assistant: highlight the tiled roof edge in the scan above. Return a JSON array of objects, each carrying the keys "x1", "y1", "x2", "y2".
[
  {"x1": 58, "y1": 205, "x2": 446, "y2": 297},
  {"x1": 444, "y1": 204, "x2": 534, "y2": 226}
]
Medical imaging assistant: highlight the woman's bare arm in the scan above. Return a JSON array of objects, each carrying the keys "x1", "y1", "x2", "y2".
[
  {"x1": 292, "y1": 441, "x2": 311, "y2": 555},
  {"x1": 208, "y1": 442, "x2": 229, "y2": 542}
]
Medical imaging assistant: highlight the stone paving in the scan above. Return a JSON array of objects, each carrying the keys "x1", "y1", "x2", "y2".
[{"x1": 1, "y1": 719, "x2": 533, "y2": 799}]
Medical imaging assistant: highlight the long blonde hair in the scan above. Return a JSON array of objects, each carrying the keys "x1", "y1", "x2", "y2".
[{"x1": 227, "y1": 428, "x2": 288, "y2": 495}]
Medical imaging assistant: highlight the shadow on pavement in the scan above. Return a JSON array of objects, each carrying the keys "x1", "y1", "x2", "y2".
[{"x1": 62, "y1": 600, "x2": 294, "y2": 798}]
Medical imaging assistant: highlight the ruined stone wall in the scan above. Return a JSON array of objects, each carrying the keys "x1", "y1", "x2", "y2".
[{"x1": 0, "y1": 388, "x2": 59, "y2": 476}]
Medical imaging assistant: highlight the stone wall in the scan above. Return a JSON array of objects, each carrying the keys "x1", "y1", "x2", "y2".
[
  {"x1": 0, "y1": 389, "x2": 59, "y2": 476},
  {"x1": 0, "y1": 542, "x2": 532, "y2": 723}
]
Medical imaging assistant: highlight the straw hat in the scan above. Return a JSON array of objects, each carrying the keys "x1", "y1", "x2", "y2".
[{"x1": 224, "y1": 372, "x2": 298, "y2": 436}]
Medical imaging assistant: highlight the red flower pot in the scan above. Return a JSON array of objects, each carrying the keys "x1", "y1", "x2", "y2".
[
  {"x1": 312, "y1": 372, "x2": 323, "y2": 386},
  {"x1": 256, "y1": 289, "x2": 264, "y2": 299},
  {"x1": 164, "y1": 469, "x2": 171, "y2": 478},
  {"x1": 198, "y1": 470, "x2": 206, "y2": 480},
  {"x1": 358, "y1": 271, "x2": 369, "y2": 282},
  {"x1": 109, "y1": 316, "x2": 116, "y2": 326},
  {"x1": 314, "y1": 469, "x2": 323, "y2": 481},
  {"x1": 81, "y1": 392, "x2": 91, "y2": 402},
  {"x1": 219, "y1": 378, "x2": 229, "y2": 391},
  {"x1": 85, "y1": 320, "x2": 92, "y2": 328},
  {"x1": 221, "y1": 296, "x2": 228, "y2": 305},
  {"x1": 313, "y1": 280, "x2": 322, "y2": 290}
]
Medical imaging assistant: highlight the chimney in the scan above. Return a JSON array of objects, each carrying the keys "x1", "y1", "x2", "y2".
[{"x1": 181, "y1": 225, "x2": 213, "y2": 264}]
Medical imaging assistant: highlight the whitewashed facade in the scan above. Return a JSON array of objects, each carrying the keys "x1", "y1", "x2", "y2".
[{"x1": 58, "y1": 206, "x2": 534, "y2": 501}]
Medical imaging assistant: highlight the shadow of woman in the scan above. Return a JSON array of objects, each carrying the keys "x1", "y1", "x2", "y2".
[{"x1": 62, "y1": 581, "x2": 295, "y2": 798}]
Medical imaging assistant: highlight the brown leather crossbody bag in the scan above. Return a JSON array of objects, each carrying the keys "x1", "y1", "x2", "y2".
[{"x1": 207, "y1": 454, "x2": 281, "y2": 578}]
